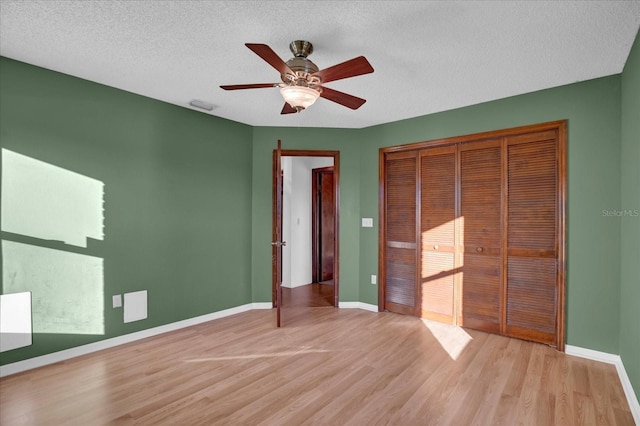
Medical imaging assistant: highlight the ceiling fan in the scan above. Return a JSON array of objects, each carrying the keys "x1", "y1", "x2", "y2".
[{"x1": 220, "y1": 40, "x2": 374, "y2": 114}]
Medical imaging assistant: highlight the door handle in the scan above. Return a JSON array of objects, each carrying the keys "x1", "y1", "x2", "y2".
[{"x1": 271, "y1": 241, "x2": 287, "y2": 247}]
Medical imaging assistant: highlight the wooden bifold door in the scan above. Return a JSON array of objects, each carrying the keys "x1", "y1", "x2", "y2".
[{"x1": 379, "y1": 121, "x2": 566, "y2": 350}]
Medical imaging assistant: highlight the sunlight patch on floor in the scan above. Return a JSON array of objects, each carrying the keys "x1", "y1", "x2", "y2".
[
  {"x1": 184, "y1": 347, "x2": 335, "y2": 362},
  {"x1": 421, "y1": 318, "x2": 473, "y2": 360}
]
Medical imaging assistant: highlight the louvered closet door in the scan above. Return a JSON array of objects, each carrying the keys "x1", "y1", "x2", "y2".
[
  {"x1": 419, "y1": 147, "x2": 456, "y2": 323},
  {"x1": 383, "y1": 151, "x2": 418, "y2": 316},
  {"x1": 380, "y1": 121, "x2": 565, "y2": 348},
  {"x1": 505, "y1": 130, "x2": 559, "y2": 345},
  {"x1": 458, "y1": 140, "x2": 503, "y2": 333}
]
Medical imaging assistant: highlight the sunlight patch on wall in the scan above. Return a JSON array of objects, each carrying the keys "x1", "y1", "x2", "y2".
[
  {"x1": 1, "y1": 148, "x2": 104, "y2": 247},
  {"x1": 2, "y1": 241, "x2": 104, "y2": 335},
  {"x1": 1, "y1": 149, "x2": 106, "y2": 336}
]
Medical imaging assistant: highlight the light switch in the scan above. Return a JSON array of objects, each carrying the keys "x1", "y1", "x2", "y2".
[
  {"x1": 371, "y1": 275, "x2": 377, "y2": 285},
  {"x1": 362, "y1": 218, "x2": 374, "y2": 227}
]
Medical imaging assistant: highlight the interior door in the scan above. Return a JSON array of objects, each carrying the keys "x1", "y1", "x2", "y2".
[
  {"x1": 272, "y1": 140, "x2": 284, "y2": 327},
  {"x1": 275, "y1": 150, "x2": 340, "y2": 313},
  {"x1": 312, "y1": 166, "x2": 335, "y2": 282}
]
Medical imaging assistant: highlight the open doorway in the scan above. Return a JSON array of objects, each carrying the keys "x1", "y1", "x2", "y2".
[{"x1": 272, "y1": 150, "x2": 339, "y2": 311}]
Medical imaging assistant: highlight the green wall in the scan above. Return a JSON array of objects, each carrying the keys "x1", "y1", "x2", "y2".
[
  {"x1": 355, "y1": 76, "x2": 623, "y2": 355},
  {"x1": 1, "y1": 43, "x2": 637, "y2": 401},
  {"x1": 0, "y1": 57, "x2": 254, "y2": 365},
  {"x1": 620, "y1": 29, "x2": 640, "y2": 398}
]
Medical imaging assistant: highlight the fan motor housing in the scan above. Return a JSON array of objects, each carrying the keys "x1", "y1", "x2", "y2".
[{"x1": 281, "y1": 40, "x2": 320, "y2": 83}]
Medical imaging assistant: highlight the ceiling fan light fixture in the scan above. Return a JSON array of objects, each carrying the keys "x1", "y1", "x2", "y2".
[
  {"x1": 221, "y1": 41, "x2": 374, "y2": 115},
  {"x1": 279, "y1": 85, "x2": 320, "y2": 111}
]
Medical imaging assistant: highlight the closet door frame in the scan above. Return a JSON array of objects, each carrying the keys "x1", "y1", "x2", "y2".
[{"x1": 378, "y1": 120, "x2": 566, "y2": 350}]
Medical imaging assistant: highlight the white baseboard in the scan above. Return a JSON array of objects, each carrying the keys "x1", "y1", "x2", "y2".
[
  {"x1": 0, "y1": 303, "x2": 259, "y2": 378},
  {"x1": 251, "y1": 302, "x2": 273, "y2": 310},
  {"x1": 566, "y1": 345, "x2": 640, "y2": 424},
  {"x1": 565, "y1": 344, "x2": 620, "y2": 364},
  {"x1": 339, "y1": 301, "x2": 379, "y2": 312}
]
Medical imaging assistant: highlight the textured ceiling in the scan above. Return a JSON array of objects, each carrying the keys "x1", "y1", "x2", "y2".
[{"x1": 1, "y1": 1, "x2": 639, "y2": 129}]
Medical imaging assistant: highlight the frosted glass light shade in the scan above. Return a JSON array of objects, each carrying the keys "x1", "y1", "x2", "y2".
[{"x1": 279, "y1": 86, "x2": 320, "y2": 110}]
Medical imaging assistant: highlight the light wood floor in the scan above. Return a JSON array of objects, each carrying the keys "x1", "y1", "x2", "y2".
[{"x1": 0, "y1": 307, "x2": 634, "y2": 425}]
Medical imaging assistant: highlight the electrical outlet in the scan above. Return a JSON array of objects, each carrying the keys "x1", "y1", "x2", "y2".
[
  {"x1": 112, "y1": 294, "x2": 122, "y2": 308},
  {"x1": 371, "y1": 274, "x2": 377, "y2": 285},
  {"x1": 362, "y1": 218, "x2": 374, "y2": 227}
]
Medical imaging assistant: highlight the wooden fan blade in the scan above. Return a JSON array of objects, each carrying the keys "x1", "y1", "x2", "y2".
[
  {"x1": 220, "y1": 83, "x2": 278, "y2": 90},
  {"x1": 281, "y1": 103, "x2": 298, "y2": 114},
  {"x1": 320, "y1": 86, "x2": 367, "y2": 110},
  {"x1": 246, "y1": 43, "x2": 293, "y2": 76},
  {"x1": 312, "y1": 56, "x2": 374, "y2": 84}
]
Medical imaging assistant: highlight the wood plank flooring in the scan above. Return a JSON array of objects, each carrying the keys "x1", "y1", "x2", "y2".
[
  {"x1": 282, "y1": 282, "x2": 334, "y2": 308},
  {"x1": 0, "y1": 308, "x2": 634, "y2": 425}
]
